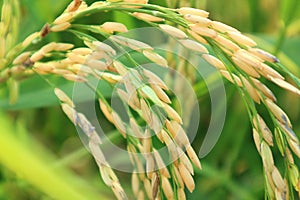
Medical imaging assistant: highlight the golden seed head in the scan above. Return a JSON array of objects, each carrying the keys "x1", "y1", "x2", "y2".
[
  {"x1": 143, "y1": 178, "x2": 152, "y2": 199},
  {"x1": 166, "y1": 120, "x2": 190, "y2": 148},
  {"x1": 61, "y1": 103, "x2": 77, "y2": 124},
  {"x1": 67, "y1": 52, "x2": 86, "y2": 64},
  {"x1": 177, "y1": 188, "x2": 186, "y2": 200},
  {"x1": 113, "y1": 61, "x2": 128, "y2": 76},
  {"x1": 110, "y1": 35, "x2": 153, "y2": 51},
  {"x1": 143, "y1": 50, "x2": 168, "y2": 67},
  {"x1": 279, "y1": 123, "x2": 298, "y2": 143},
  {"x1": 41, "y1": 42, "x2": 57, "y2": 53},
  {"x1": 269, "y1": 77, "x2": 300, "y2": 96},
  {"x1": 85, "y1": 59, "x2": 107, "y2": 70},
  {"x1": 186, "y1": 145, "x2": 202, "y2": 169},
  {"x1": 259, "y1": 63, "x2": 284, "y2": 80},
  {"x1": 50, "y1": 22, "x2": 71, "y2": 32},
  {"x1": 265, "y1": 99, "x2": 292, "y2": 128},
  {"x1": 133, "y1": 12, "x2": 164, "y2": 22},
  {"x1": 202, "y1": 54, "x2": 226, "y2": 70},
  {"x1": 219, "y1": 70, "x2": 242, "y2": 86},
  {"x1": 150, "y1": 84, "x2": 171, "y2": 104},
  {"x1": 251, "y1": 78, "x2": 276, "y2": 101},
  {"x1": 286, "y1": 138, "x2": 300, "y2": 158},
  {"x1": 63, "y1": 74, "x2": 87, "y2": 82},
  {"x1": 178, "y1": 148, "x2": 194, "y2": 175},
  {"x1": 159, "y1": 24, "x2": 188, "y2": 39},
  {"x1": 184, "y1": 14, "x2": 211, "y2": 26},
  {"x1": 241, "y1": 76, "x2": 261, "y2": 104},
  {"x1": 101, "y1": 22, "x2": 128, "y2": 34},
  {"x1": 30, "y1": 50, "x2": 45, "y2": 63},
  {"x1": 111, "y1": 112, "x2": 126, "y2": 137},
  {"x1": 162, "y1": 102, "x2": 183, "y2": 124},
  {"x1": 214, "y1": 35, "x2": 241, "y2": 52},
  {"x1": 92, "y1": 41, "x2": 116, "y2": 55},
  {"x1": 146, "y1": 155, "x2": 155, "y2": 179},
  {"x1": 178, "y1": 162, "x2": 195, "y2": 193},
  {"x1": 179, "y1": 39, "x2": 209, "y2": 54},
  {"x1": 161, "y1": 176, "x2": 174, "y2": 200},
  {"x1": 253, "y1": 114, "x2": 273, "y2": 146},
  {"x1": 54, "y1": 88, "x2": 74, "y2": 107},
  {"x1": 189, "y1": 24, "x2": 217, "y2": 38},
  {"x1": 227, "y1": 31, "x2": 257, "y2": 47},
  {"x1": 89, "y1": 141, "x2": 106, "y2": 166},
  {"x1": 67, "y1": 0, "x2": 83, "y2": 12},
  {"x1": 177, "y1": 7, "x2": 209, "y2": 18},
  {"x1": 233, "y1": 49, "x2": 261, "y2": 69},
  {"x1": 72, "y1": 47, "x2": 92, "y2": 55},
  {"x1": 98, "y1": 72, "x2": 122, "y2": 84},
  {"x1": 99, "y1": 100, "x2": 114, "y2": 123},
  {"x1": 111, "y1": 182, "x2": 128, "y2": 200},
  {"x1": 232, "y1": 57, "x2": 260, "y2": 78},
  {"x1": 132, "y1": 171, "x2": 139, "y2": 196},
  {"x1": 252, "y1": 128, "x2": 261, "y2": 153},
  {"x1": 54, "y1": 43, "x2": 74, "y2": 51},
  {"x1": 153, "y1": 149, "x2": 170, "y2": 178},
  {"x1": 22, "y1": 32, "x2": 40, "y2": 47},
  {"x1": 210, "y1": 21, "x2": 240, "y2": 33},
  {"x1": 53, "y1": 13, "x2": 73, "y2": 25},
  {"x1": 187, "y1": 30, "x2": 208, "y2": 44},
  {"x1": 13, "y1": 52, "x2": 31, "y2": 65},
  {"x1": 261, "y1": 141, "x2": 274, "y2": 172},
  {"x1": 173, "y1": 166, "x2": 184, "y2": 188},
  {"x1": 271, "y1": 167, "x2": 286, "y2": 191},
  {"x1": 248, "y1": 48, "x2": 279, "y2": 63}
]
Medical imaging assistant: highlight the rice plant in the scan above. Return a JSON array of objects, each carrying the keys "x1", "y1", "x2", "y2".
[{"x1": 0, "y1": 0, "x2": 299, "y2": 199}]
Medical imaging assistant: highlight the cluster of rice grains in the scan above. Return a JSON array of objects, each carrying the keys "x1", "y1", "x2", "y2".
[{"x1": 2, "y1": 0, "x2": 300, "y2": 199}]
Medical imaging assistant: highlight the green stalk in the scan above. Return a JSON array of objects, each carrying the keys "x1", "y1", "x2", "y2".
[
  {"x1": 0, "y1": 112, "x2": 107, "y2": 200},
  {"x1": 274, "y1": 0, "x2": 299, "y2": 55}
]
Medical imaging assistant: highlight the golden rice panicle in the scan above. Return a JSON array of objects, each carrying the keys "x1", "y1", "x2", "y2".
[
  {"x1": 161, "y1": 176, "x2": 174, "y2": 200},
  {"x1": 258, "y1": 63, "x2": 284, "y2": 80},
  {"x1": 269, "y1": 77, "x2": 300, "y2": 96},
  {"x1": 54, "y1": 88, "x2": 74, "y2": 108},
  {"x1": 187, "y1": 30, "x2": 208, "y2": 44},
  {"x1": 227, "y1": 31, "x2": 257, "y2": 47},
  {"x1": 177, "y1": 7, "x2": 209, "y2": 18},
  {"x1": 202, "y1": 54, "x2": 226, "y2": 70},
  {"x1": 252, "y1": 128, "x2": 262, "y2": 153},
  {"x1": 131, "y1": 171, "x2": 139, "y2": 196},
  {"x1": 159, "y1": 24, "x2": 188, "y2": 39},
  {"x1": 179, "y1": 39, "x2": 209, "y2": 54},
  {"x1": 178, "y1": 162, "x2": 195, "y2": 193},
  {"x1": 241, "y1": 76, "x2": 261, "y2": 103},
  {"x1": 101, "y1": 22, "x2": 128, "y2": 34},
  {"x1": 183, "y1": 14, "x2": 211, "y2": 26},
  {"x1": 232, "y1": 57, "x2": 261, "y2": 78},
  {"x1": 186, "y1": 145, "x2": 202, "y2": 169},
  {"x1": 248, "y1": 48, "x2": 279, "y2": 63},
  {"x1": 265, "y1": 99, "x2": 292, "y2": 128},
  {"x1": 143, "y1": 50, "x2": 168, "y2": 67},
  {"x1": 251, "y1": 78, "x2": 276, "y2": 102},
  {"x1": 253, "y1": 114, "x2": 273, "y2": 146},
  {"x1": 260, "y1": 141, "x2": 274, "y2": 173},
  {"x1": 214, "y1": 35, "x2": 241, "y2": 52},
  {"x1": 210, "y1": 21, "x2": 240, "y2": 33},
  {"x1": 189, "y1": 24, "x2": 218, "y2": 38},
  {"x1": 133, "y1": 12, "x2": 164, "y2": 22},
  {"x1": 53, "y1": 13, "x2": 73, "y2": 25},
  {"x1": 219, "y1": 70, "x2": 242, "y2": 86}
]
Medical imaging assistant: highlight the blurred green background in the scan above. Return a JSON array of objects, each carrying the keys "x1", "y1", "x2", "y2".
[{"x1": 0, "y1": 0, "x2": 300, "y2": 199}]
